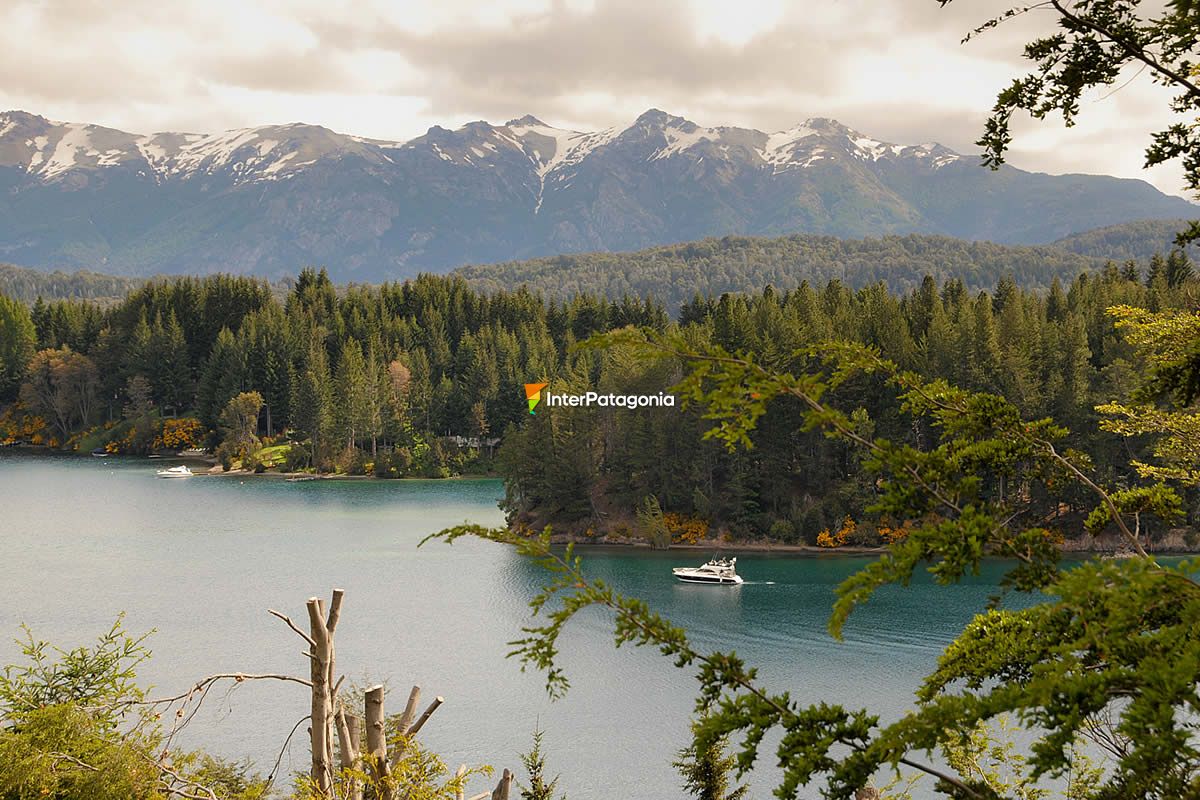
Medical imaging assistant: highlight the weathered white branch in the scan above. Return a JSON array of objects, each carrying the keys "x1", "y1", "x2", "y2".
[
  {"x1": 455, "y1": 764, "x2": 468, "y2": 800},
  {"x1": 407, "y1": 696, "x2": 444, "y2": 736},
  {"x1": 334, "y1": 702, "x2": 363, "y2": 800},
  {"x1": 268, "y1": 608, "x2": 318, "y2": 648},
  {"x1": 365, "y1": 684, "x2": 393, "y2": 800},
  {"x1": 397, "y1": 685, "x2": 421, "y2": 733},
  {"x1": 307, "y1": 596, "x2": 334, "y2": 795},
  {"x1": 326, "y1": 587, "x2": 345, "y2": 633},
  {"x1": 491, "y1": 769, "x2": 513, "y2": 800},
  {"x1": 116, "y1": 672, "x2": 312, "y2": 709}
]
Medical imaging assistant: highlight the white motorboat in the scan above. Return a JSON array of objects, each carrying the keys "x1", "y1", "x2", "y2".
[
  {"x1": 155, "y1": 465, "x2": 193, "y2": 479},
  {"x1": 672, "y1": 557, "x2": 743, "y2": 585}
]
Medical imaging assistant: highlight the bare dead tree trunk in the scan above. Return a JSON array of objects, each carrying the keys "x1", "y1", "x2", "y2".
[
  {"x1": 268, "y1": 590, "x2": 499, "y2": 800},
  {"x1": 454, "y1": 764, "x2": 468, "y2": 800},
  {"x1": 491, "y1": 769, "x2": 513, "y2": 800},
  {"x1": 303, "y1": 590, "x2": 342, "y2": 796},
  {"x1": 365, "y1": 685, "x2": 392, "y2": 800},
  {"x1": 398, "y1": 685, "x2": 421, "y2": 733},
  {"x1": 335, "y1": 702, "x2": 363, "y2": 800}
]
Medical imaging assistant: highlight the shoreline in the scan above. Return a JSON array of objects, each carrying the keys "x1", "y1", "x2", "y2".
[
  {"x1": 0, "y1": 446, "x2": 499, "y2": 482},
  {"x1": 550, "y1": 533, "x2": 1200, "y2": 557},
  {"x1": 547, "y1": 533, "x2": 888, "y2": 555},
  {"x1": 6, "y1": 447, "x2": 1195, "y2": 556},
  {"x1": 543, "y1": 528, "x2": 1200, "y2": 557}
]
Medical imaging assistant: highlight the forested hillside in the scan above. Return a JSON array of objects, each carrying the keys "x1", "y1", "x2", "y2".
[
  {"x1": 1053, "y1": 218, "x2": 1200, "y2": 262},
  {"x1": 2, "y1": 253, "x2": 1196, "y2": 547},
  {"x1": 455, "y1": 233, "x2": 1110, "y2": 309},
  {"x1": 499, "y1": 258, "x2": 1200, "y2": 546},
  {"x1": 7, "y1": 223, "x2": 1194, "y2": 310},
  {"x1": 0, "y1": 263, "x2": 142, "y2": 304},
  {"x1": 0, "y1": 270, "x2": 667, "y2": 478}
]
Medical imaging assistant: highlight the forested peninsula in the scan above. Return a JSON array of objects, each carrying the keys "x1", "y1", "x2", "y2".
[{"x1": 1, "y1": 248, "x2": 1198, "y2": 551}]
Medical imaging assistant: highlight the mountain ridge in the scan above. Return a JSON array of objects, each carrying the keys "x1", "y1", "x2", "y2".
[
  {"x1": 5, "y1": 221, "x2": 1191, "y2": 308},
  {"x1": 0, "y1": 108, "x2": 1195, "y2": 280}
]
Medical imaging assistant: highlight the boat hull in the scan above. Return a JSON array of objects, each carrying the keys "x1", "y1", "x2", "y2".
[
  {"x1": 672, "y1": 571, "x2": 743, "y2": 585},
  {"x1": 156, "y1": 467, "x2": 193, "y2": 478}
]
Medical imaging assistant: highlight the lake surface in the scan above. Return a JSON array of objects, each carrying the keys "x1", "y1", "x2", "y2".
[{"x1": 0, "y1": 453, "x2": 1018, "y2": 798}]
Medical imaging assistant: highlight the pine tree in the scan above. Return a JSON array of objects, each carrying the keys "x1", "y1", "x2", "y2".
[
  {"x1": 196, "y1": 328, "x2": 247, "y2": 428},
  {"x1": 673, "y1": 720, "x2": 748, "y2": 800},
  {"x1": 335, "y1": 339, "x2": 371, "y2": 452},
  {"x1": 1146, "y1": 252, "x2": 1168, "y2": 288},
  {"x1": 0, "y1": 291, "x2": 36, "y2": 401},
  {"x1": 159, "y1": 312, "x2": 193, "y2": 415},
  {"x1": 518, "y1": 728, "x2": 564, "y2": 800},
  {"x1": 1165, "y1": 249, "x2": 1194, "y2": 288},
  {"x1": 290, "y1": 343, "x2": 334, "y2": 467}
]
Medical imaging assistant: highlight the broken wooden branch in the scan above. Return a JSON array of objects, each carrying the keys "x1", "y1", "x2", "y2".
[{"x1": 407, "y1": 696, "x2": 444, "y2": 736}]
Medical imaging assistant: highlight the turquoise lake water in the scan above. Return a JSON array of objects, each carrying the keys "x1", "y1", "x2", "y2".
[{"x1": 0, "y1": 452, "x2": 1028, "y2": 798}]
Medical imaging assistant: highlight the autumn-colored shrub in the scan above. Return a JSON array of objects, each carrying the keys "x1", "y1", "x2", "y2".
[
  {"x1": 817, "y1": 516, "x2": 856, "y2": 548},
  {"x1": 877, "y1": 519, "x2": 912, "y2": 545},
  {"x1": 0, "y1": 405, "x2": 47, "y2": 445},
  {"x1": 157, "y1": 417, "x2": 204, "y2": 450},
  {"x1": 664, "y1": 512, "x2": 710, "y2": 544}
]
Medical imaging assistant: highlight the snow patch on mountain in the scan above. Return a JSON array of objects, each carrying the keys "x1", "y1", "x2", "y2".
[
  {"x1": 650, "y1": 124, "x2": 718, "y2": 161},
  {"x1": 0, "y1": 108, "x2": 967, "y2": 189},
  {"x1": 758, "y1": 124, "x2": 820, "y2": 171},
  {"x1": 506, "y1": 121, "x2": 619, "y2": 212},
  {"x1": 850, "y1": 134, "x2": 904, "y2": 161},
  {"x1": 28, "y1": 135, "x2": 49, "y2": 168},
  {"x1": 41, "y1": 125, "x2": 93, "y2": 178}
]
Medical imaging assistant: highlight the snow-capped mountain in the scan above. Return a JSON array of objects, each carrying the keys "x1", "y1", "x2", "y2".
[
  {"x1": 0, "y1": 110, "x2": 389, "y2": 183},
  {"x1": 0, "y1": 108, "x2": 1193, "y2": 280}
]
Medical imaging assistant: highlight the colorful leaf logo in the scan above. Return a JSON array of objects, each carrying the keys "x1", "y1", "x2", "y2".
[{"x1": 525, "y1": 382, "x2": 549, "y2": 414}]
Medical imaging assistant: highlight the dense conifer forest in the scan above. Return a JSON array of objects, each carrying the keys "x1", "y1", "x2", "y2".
[
  {"x1": 498, "y1": 255, "x2": 1200, "y2": 546},
  {"x1": 2, "y1": 249, "x2": 1197, "y2": 546},
  {"x1": 0, "y1": 269, "x2": 668, "y2": 478},
  {"x1": 457, "y1": 233, "x2": 1113, "y2": 308}
]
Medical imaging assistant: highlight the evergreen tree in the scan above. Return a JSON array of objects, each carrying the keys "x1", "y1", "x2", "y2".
[
  {"x1": 673, "y1": 720, "x2": 748, "y2": 800},
  {"x1": 1165, "y1": 249, "x2": 1194, "y2": 288},
  {"x1": 335, "y1": 340, "x2": 372, "y2": 453},
  {"x1": 1146, "y1": 252, "x2": 1168, "y2": 288},
  {"x1": 197, "y1": 328, "x2": 248, "y2": 428},
  {"x1": 291, "y1": 343, "x2": 334, "y2": 467},
  {"x1": 0, "y1": 291, "x2": 36, "y2": 401},
  {"x1": 518, "y1": 728, "x2": 564, "y2": 800}
]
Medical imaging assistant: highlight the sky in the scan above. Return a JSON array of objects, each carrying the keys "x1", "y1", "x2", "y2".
[{"x1": 0, "y1": 0, "x2": 1191, "y2": 197}]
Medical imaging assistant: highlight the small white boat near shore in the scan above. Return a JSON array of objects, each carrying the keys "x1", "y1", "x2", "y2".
[
  {"x1": 672, "y1": 557, "x2": 743, "y2": 585},
  {"x1": 156, "y1": 465, "x2": 193, "y2": 479}
]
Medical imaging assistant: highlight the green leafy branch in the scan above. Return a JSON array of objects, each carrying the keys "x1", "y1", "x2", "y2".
[{"x1": 421, "y1": 526, "x2": 980, "y2": 799}]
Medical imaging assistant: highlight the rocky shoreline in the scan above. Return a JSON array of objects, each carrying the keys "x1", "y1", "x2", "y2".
[{"x1": 545, "y1": 530, "x2": 1200, "y2": 556}]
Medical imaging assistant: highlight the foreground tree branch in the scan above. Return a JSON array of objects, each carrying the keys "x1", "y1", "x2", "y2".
[{"x1": 425, "y1": 331, "x2": 1200, "y2": 799}]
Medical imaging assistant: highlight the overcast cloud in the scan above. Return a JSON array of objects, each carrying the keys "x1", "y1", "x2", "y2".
[{"x1": 0, "y1": 0, "x2": 1191, "y2": 197}]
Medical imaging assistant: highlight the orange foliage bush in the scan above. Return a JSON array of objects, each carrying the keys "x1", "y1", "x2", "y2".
[
  {"x1": 664, "y1": 512, "x2": 710, "y2": 544},
  {"x1": 156, "y1": 417, "x2": 204, "y2": 450},
  {"x1": 0, "y1": 406, "x2": 47, "y2": 445},
  {"x1": 817, "y1": 516, "x2": 856, "y2": 548},
  {"x1": 877, "y1": 519, "x2": 912, "y2": 545}
]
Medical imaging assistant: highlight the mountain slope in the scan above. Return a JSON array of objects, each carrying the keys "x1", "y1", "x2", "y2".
[
  {"x1": 5, "y1": 222, "x2": 1179, "y2": 309},
  {"x1": 1, "y1": 109, "x2": 1195, "y2": 281},
  {"x1": 1052, "y1": 219, "x2": 1200, "y2": 262},
  {"x1": 453, "y1": 233, "x2": 1113, "y2": 310}
]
